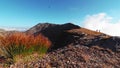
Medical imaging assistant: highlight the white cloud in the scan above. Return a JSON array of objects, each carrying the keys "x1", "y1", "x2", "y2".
[{"x1": 83, "y1": 13, "x2": 120, "y2": 36}]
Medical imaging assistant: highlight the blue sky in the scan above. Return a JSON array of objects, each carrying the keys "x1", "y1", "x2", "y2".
[{"x1": 0, "y1": 0, "x2": 120, "y2": 28}]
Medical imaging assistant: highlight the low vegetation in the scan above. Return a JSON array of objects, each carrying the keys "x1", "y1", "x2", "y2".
[{"x1": 0, "y1": 32, "x2": 51, "y2": 64}]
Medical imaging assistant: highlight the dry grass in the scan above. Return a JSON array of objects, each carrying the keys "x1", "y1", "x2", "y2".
[
  {"x1": 67, "y1": 28, "x2": 102, "y2": 36},
  {"x1": 14, "y1": 52, "x2": 45, "y2": 63},
  {"x1": 67, "y1": 28, "x2": 111, "y2": 37}
]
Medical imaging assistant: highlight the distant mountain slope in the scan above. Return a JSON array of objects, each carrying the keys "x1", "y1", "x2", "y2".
[
  {"x1": 0, "y1": 29, "x2": 5, "y2": 32},
  {"x1": 0, "y1": 29, "x2": 6, "y2": 37},
  {"x1": 26, "y1": 23, "x2": 80, "y2": 35},
  {"x1": 0, "y1": 28, "x2": 22, "y2": 38},
  {"x1": 26, "y1": 23, "x2": 58, "y2": 34},
  {"x1": 26, "y1": 23, "x2": 120, "y2": 52}
]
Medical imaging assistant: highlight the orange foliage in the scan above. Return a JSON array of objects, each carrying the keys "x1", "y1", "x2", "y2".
[{"x1": 1, "y1": 32, "x2": 51, "y2": 49}]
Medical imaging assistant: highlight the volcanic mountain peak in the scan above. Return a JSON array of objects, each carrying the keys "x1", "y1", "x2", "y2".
[
  {"x1": 25, "y1": 23, "x2": 120, "y2": 52},
  {"x1": 26, "y1": 23, "x2": 58, "y2": 34},
  {"x1": 26, "y1": 22, "x2": 80, "y2": 34}
]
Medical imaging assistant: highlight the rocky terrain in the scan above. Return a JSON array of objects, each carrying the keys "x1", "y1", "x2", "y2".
[
  {"x1": 0, "y1": 23, "x2": 120, "y2": 68},
  {"x1": 9, "y1": 44, "x2": 120, "y2": 68}
]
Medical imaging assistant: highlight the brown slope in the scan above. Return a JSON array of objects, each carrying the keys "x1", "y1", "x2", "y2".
[{"x1": 67, "y1": 28, "x2": 106, "y2": 36}]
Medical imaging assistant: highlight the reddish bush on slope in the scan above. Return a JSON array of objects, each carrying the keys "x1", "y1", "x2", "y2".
[{"x1": 0, "y1": 32, "x2": 51, "y2": 59}]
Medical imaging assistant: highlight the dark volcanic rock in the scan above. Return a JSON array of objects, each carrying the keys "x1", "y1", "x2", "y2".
[
  {"x1": 66, "y1": 32, "x2": 120, "y2": 52},
  {"x1": 26, "y1": 23, "x2": 80, "y2": 50},
  {"x1": 26, "y1": 23, "x2": 120, "y2": 52},
  {"x1": 90, "y1": 36, "x2": 120, "y2": 52}
]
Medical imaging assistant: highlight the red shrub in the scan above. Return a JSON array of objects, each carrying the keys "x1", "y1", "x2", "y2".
[
  {"x1": 1, "y1": 33, "x2": 51, "y2": 48},
  {"x1": 0, "y1": 32, "x2": 51, "y2": 58}
]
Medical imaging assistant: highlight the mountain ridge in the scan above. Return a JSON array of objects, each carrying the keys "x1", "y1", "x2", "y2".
[
  {"x1": 25, "y1": 23, "x2": 120, "y2": 52},
  {"x1": 0, "y1": 23, "x2": 120, "y2": 68}
]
